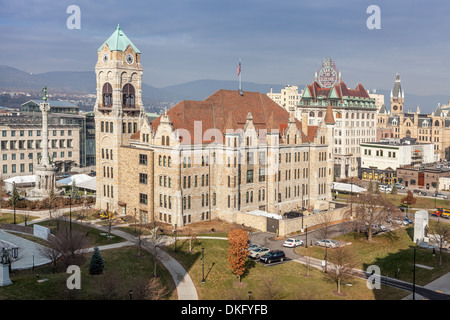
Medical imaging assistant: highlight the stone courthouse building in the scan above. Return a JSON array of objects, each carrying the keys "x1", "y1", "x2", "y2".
[{"x1": 95, "y1": 26, "x2": 336, "y2": 227}]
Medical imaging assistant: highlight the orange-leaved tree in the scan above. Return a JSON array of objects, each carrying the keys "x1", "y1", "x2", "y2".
[{"x1": 227, "y1": 229, "x2": 249, "y2": 282}]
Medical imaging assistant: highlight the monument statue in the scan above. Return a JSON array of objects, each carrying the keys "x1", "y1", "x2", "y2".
[{"x1": 1, "y1": 248, "x2": 10, "y2": 265}]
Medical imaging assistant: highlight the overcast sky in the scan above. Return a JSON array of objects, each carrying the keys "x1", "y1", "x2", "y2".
[{"x1": 1, "y1": 0, "x2": 450, "y2": 95}]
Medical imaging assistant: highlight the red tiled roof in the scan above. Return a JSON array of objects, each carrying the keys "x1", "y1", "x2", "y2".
[
  {"x1": 306, "y1": 81, "x2": 370, "y2": 101},
  {"x1": 130, "y1": 130, "x2": 140, "y2": 140},
  {"x1": 151, "y1": 89, "x2": 313, "y2": 144}
]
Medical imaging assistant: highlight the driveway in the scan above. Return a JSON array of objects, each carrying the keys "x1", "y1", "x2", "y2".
[{"x1": 249, "y1": 222, "x2": 352, "y2": 261}]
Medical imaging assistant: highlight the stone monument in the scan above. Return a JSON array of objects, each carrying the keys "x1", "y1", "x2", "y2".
[
  {"x1": 414, "y1": 210, "x2": 429, "y2": 246},
  {"x1": 28, "y1": 86, "x2": 59, "y2": 197},
  {"x1": 0, "y1": 248, "x2": 12, "y2": 286}
]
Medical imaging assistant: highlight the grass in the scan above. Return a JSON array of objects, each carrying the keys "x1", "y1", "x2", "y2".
[
  {"x1": 335, "y1": 192, "x2": 449, "y2": 210},
  {"x1": 164, "y1": 237, "x2": 408, "y2": 300},
  {"x1": 0, "y1": 213, "x2": 40, "y2": 225},
  {"x1": 295, "y1": 226, "x2": 450, "y2": 286},
  {"x1": 0, "y1": 247, "x2": 176, "y2": 300},
  {"x1": 37, "y1": 220, "x2": 127, "y2": 247}
]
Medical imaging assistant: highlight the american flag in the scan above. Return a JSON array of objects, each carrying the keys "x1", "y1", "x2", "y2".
[{"x1": 237, "y1": 62, "x2": 241, "y2": 76}]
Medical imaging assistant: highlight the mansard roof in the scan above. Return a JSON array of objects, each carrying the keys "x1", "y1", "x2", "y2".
[{"x1": 303, "y1": 81, "x2": 371, "y2": 101}]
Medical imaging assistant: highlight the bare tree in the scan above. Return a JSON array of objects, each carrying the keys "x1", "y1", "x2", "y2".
[
  {"x1": 327, "y1": 246, "x2": 356, "y2": 294},
  {"x1": 44, "y1": 225, "x2": 91, "y2": 268},
  {"x1": 353, "y1": 192, "x2": 400, "y2": 242},
  {"x1": 428, "y1": 223, "x2": 450, "y2": 267},
  {"x1": 142, "y1": 225, "x2": 166, "y2": 278},
  {"x1": 316, "y1": 212, "x2": 334, "y2": 273},
  {"x1": 254, "y1": 274, "x2": 286, "y2": 300}
]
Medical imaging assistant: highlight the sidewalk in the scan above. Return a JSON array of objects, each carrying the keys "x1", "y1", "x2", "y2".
[{"x1": 402, "y1": 272, "x2": 450, "y2": 300}]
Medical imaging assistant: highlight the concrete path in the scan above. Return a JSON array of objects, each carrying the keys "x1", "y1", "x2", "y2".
[
  {"x1": 0, "y1": 210, "x2": 199, "y2": 300},
  {"x1": 402, "y1": 272, "x2": 450, "y2": 300}
]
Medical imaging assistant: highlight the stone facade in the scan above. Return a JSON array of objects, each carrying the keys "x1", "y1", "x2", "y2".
[{"x1": 94, "y1": 27, "x2": 336, "y2": 228}]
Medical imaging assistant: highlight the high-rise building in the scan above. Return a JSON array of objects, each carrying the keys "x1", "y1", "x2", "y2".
[{"x1": 297, "y1": 58, "x2": 378, "y2": 179}]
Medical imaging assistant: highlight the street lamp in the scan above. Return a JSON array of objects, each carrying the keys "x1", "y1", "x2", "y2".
[
  {"x1": 174, "y1": 224, "x2": 177, "y2": 253},
  {"x1": 69, "y1": 194, "x2": 72, "y2": 238},
  {"x1": 412, "y1": 245, "x2": 435, "y2": 300},
  {"x1": 201, "y1": 247, "x2": 205, "y2": 283},
  {"x1": 134, "y1": 208, "x2": 137, "y2": 234},
  {"x1": 248, "y1": 291, "x2": 252, "y2": 300},
  {"x1": 129, "y1": 289, "x2": 133, "y2": 300},
  {"x1": 13, "y1": 181, "x2": 16, "y2": 225},
  {"x1": 305, "y1": 224, "x2": 308, "y2": 248}
]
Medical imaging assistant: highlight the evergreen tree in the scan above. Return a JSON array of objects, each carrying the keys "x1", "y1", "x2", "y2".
[
  {"x1": 89, "y1": 247, "x2": 104, "y2": 275},
  {"x1": 391, "y1": 183, "x2": 397, "y2": 195}
]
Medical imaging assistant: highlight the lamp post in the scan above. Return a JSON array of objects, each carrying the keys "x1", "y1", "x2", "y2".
[
  {"x1": 412, "y1": 245, "x2": 435, "y2": 300},
  {"x1": 69, "y1": 194, "x2": 72, "y2": 238},
  {"x1": 129, "y1": 289, "x2": 133, "y2": 300},
  {"x1": 174, "y1": 224, "x2": 177, "y2": 253},
  {"x1": 248, "y1": 291, "x2": 252, "y2": 300},
  {"x1": 13, "y1": 181, "x2": 16, "y2": 225},
  {"x1": 305, "y1": 224, "x2": 308, "y2": 248},
  {"x1": 201, "y1": 247, "x2": 205, "y2": 283},
  {"x1": 134, "y1": 208, "x2": 137, "y2": 234}
]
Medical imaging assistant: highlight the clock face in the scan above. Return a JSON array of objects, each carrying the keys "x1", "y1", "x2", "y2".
[
  {"x1": 102, "y1": 53, "x2": 109, "y2": 63},
  {"x1": 126, "y1": 54, "x2": 134, "y2": 65},
  {"x1": 318, "y1": 67, "x2": 338, "y2": 88}
]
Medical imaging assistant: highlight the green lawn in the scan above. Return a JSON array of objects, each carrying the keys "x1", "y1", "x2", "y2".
[
  {"x1": 0, "y1": 213, "x2": 40, "y2": 225},
  {"x1": 295, "y1": 226, "x2": 450, "y2": 286},
  {"x1": 165, "y1": 237, "x2": 407, "y2": 300},
  {"x1": 0, "y1": 247, "x2": 176, "y2": 300}
]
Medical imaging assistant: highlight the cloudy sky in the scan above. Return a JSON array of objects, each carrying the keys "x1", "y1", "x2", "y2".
[{"x1": 1, "y1": 0, "x2": 450, "y2": 95}]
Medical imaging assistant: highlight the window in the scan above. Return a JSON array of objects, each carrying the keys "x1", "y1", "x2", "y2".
[
  {"x1": 246, "y1": 170, "x2": 254, "y2": 183},
  {"x1": 139, "y1": 193, "x2": 148, "y2": 204},
  {"x1": 102, "y1": 82, "x2": 113, "y2": 107},
  {"x1": 139, "y1": 173, "x2": 148, "y2": 184},
  {"x1": 122, "y1": 83, "x2": 135, "y2": 108},
  {"x1": 139, "y1": 154, "x2": 148, "y2": 165}
]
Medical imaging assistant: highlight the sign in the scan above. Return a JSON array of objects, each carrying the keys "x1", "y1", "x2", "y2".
[
  {"x1": 33, "y1": 225, "x2": 50, "y2": 240},
  {"x1": 316, "y1": 57, "x2": 340, "y2": 88}
]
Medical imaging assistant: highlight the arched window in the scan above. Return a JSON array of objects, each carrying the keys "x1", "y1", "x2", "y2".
[
  {"x1": 336, "y1": 112, "x2": 342, "y2": 119},
  {"x1": 168, "y1": 157, "x2": 171, "y2": 167},
  {"x1": 122, "y1": 83, "x2": 135, "y2": 108},
  {"x1": 309, "y1": 111, "x2": 315, "y2": 117},
  {"x1": 161, "y1": 136, "x2": 165, "y2": 146},
  {"x1": 166, "y1": 136, "x2": 170, "y2": 146},
  {"x1": 102, "y1": 83, "x2": 113, "y2": 107},
  {"x1": 318, "y1": 111, "x2": 323, "y2": 117},
  {"x1": 434, "y1": 120, "x2": 440, "y2": 127}
]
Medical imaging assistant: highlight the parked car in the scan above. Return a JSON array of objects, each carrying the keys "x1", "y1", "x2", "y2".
[
  {"x1": 248, "y1": 243, "x2": 260, "y2": 252},
  {"x1": 283, "y1": 238, "x2": 304, "y2": 248},
  {"x1": 315, "y1": 239, "x2": 338, "y2": 248},
  {"x1": 395, "y1": 183, "x2": 405, "y2": 190},
  {"x1": 434, "y1": 192, "x2": 448, "y2": 199},
  {"x1": 413, "y1": 189, "x2": 427, "y2": 196},
  {"x1": 249, "y1": 247, "x2": 270, "y2": 259},
  {"x1": 284, "y1": 211, "x2": 303, "y2": 219},
  {"x1": 260, "y1": 250, "x2": 286, "y2": 264},
  {"x1": 403, "y1": 217, "x2": 413, "y2": 225},
  {"x1": 379, "y1": 185, "x2": 392, "y2": 192}
]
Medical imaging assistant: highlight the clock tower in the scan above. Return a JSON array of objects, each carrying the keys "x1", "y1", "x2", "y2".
[
  {"x1": 390, "y1": 73, "x2": 404, "y2": 115},
  {"x1": 94, "y1": 25, "x2": 145, "y2": 214}
]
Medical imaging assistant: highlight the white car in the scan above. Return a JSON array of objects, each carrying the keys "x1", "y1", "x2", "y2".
[
  {"x1": 283, "y1": 238, "x2": 304, "y2": 248},
  {"x1": 315, "y1": 239, "x2": 338, "y2": 248},
  {"x1": 379, "y1": 185, "x2": 392, "y2": 192},
  {"x1": 249, "y1": 247, "x2": 270, "y2": 259}
]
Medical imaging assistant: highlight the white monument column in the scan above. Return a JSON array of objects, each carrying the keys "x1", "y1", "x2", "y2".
[{"x1": 29, "y1": 86, "x2": 58, "y2": 197}]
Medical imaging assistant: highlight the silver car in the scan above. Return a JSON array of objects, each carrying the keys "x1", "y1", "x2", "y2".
[
  {"x1": 249, "y1": 247, "x2": 270, "y2": 259},
  {"x1": 315, "y1": 239, "x2": 338, "y2": 248}
]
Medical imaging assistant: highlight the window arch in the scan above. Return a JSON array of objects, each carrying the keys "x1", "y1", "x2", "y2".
[
  {"x1": 309, "y1": 111, "x2": 315, "y2": 117},
  {"x1": 122, "y1": 83, "x2": 135, "y2": 108},
  {"x1": 336, "y1": 112, "x2": 342, "y2": 119},
  {"x1": 102, "y1": 83, "x2": 113, "y2": 107},
  {"x1": 318, "y1": 111, "x2": 323, "y2": 117},
  {"x1": 434, "y1": 120, "x2": 440, "y2": 127},
  {"x1": 161, "y1": 136, "x2": 165, "y2": 146}
]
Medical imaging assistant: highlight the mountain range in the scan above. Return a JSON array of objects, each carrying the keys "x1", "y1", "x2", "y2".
[{"x1": 0, "y1": 65, "x2": 448, "y2": 114}]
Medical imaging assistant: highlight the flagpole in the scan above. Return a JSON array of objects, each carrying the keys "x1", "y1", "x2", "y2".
[{"x1": 238, "y1": 58, "x2": 242, "y2": 91}]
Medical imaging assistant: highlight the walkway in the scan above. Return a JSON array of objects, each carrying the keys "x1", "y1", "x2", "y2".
[{"x1": 0, "y1": 209, "x2": 199, "y2": 300}]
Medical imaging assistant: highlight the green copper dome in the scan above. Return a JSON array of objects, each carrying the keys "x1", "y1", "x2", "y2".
[{"x1": 98, "y1": 25, "x2": 140, "y2": 53}]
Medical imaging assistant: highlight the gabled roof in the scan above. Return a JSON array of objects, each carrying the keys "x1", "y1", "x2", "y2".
[
  {"x1": 151, "y1": 90, "x2": 314, "y2": 144},
  {"x1": 98, "y1": 25, "x2": 140, "y2": 53}
]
